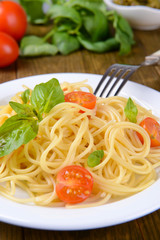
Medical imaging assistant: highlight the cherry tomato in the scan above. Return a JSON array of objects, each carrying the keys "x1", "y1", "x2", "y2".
[
  {"x1": 0, "y1": 32, "x2": 19, "y2": 68},
  {"x1": 56, "y1": 165, "x2": 94, "y2": 204},
  {"x1": 137, "y1": 117, "x2": 160, "y2": 147},
  {"x1": 0, "y1": 1, "x2": 27, "y2": 41},
  {"x1": 65, "y1": 91, "x2": 96, "y2": 110}
]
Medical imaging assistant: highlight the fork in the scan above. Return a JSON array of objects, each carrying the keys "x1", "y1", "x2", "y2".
[{"x1": 94, "y1": 50, "x2": 160, "y2": 98}]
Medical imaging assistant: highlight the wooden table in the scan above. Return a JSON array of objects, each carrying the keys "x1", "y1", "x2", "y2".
[{"x1": 0, "y1": 27, "x2": 160, "y2": 240}]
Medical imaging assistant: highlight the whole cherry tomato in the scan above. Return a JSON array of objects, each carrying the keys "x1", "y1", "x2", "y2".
[
  {"x1": 0, "y1": 32, "x2": 19, "y2": 68},
  {"x1": 56, "y1": 165, "x2": 94, "y2": 204},
  {"x1": 0, "y1": 1, "x2": 27, "y2": 41}
]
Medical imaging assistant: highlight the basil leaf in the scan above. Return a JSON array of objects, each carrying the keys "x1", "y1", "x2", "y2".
[
  {"x1": 51, "y1": 0, "x2": 66, "y2": 3},
  {"x1": 124, "y1": 98, "x2": 138, "y2": 123},
  {"x1": 31, "y1": 78, "x2": 64, "y2": 114},
  {"x1": 68, "y1": 0, "x2": 106, "y2": 14},
  {"x1": 87, "y1": 150, "x2": 104, "y2": 167},
  {"x1": 21, "y1": 89, "x2": 30, "y2": 104},
  {"x1": 20, "y1": 36, "x2": 58, "y2": 57},
  {"x1": 47, "y1": 4, "x2": 82, "y2": 25},
  {"x1": 82, "y1": 10, "x2": 108, "y2": 42},
  {"x1": 67, "y1": 0, "x2": 108, "y2": 42},
  {"x1": 0, "y1": 115, "x2": 38, "y2": 157},
  {"x1": 19, "y1": 0, "x2": 47, "y2": 24},
  {"x1": 9, "y1": 102, "x2": 37, "y2": 118},
  {"x1": 52, "y1": 31, "x2": 80, "y2": 55},
  {"x1": 108, "y1": 12, "x2": 135, "y2": 55},
  {"x1": 78, "y1": 36, "x2": 119, "y2": 53}
]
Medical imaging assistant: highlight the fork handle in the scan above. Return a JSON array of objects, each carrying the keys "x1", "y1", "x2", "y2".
[{"x1": 142, "y1": 50, "x2": 160, "y2": 66}]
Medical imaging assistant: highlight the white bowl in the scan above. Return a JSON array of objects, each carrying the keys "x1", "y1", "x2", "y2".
[{"x1": 104, "y1": 0, "x2": 160, "y2": 30}]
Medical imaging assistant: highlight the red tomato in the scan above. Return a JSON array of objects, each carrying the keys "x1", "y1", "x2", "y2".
[
  {"x1": 0, "y1": 1, "x2": 27, "y2": 41},
  {"x1": 65, "y1": 91, "x2": 96, "y2": 110},
  {"x1": 137, "y1": 117, "x2": 160, "y2": 147},
  {"x1": 56, "y1": 165, "x2": 94, "y2": 204},
  {"x1": 0, "y1": 32, "x2": 19, "y2": 68}
]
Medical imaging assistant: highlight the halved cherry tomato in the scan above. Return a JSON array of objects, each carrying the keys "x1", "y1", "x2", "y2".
[
  {"x1": 137, "y1": 117, "x2": 160, "y2": 147},
  {"x1": 65, "y1": 91, "x2": 96, "y2": 110},
  {"x1": 56, "y1": 165, "x2": 93, "y2": 204}
]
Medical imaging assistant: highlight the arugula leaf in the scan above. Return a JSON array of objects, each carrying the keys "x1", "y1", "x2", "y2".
[
  {"x1": 87, "y1": 150, "x2": 104, "y2": 167},
  {"x1": 124, "y1": 98, "x2": 138, "y2": 123},
  {"x1": 20, "y1": 36, "x2": 58, "y2": 57},
  {"x1": 31, "y1": 78, "x2": 64, "y2": 114},
  {"x1": 9, "y1": 102, "x2": 37, "y2": 118},
  {"x1": 0, "y1": 115, "x2": 38, "y2": 157},
  {"x1": 21, "y1": 89, "x2": 30, "y2": 104},
  {"x1": 52, "y1": 32, "x2": 80, "y2": 55}
]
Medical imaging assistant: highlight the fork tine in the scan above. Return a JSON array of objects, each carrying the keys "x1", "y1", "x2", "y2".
[
  {"x1": 94, "y1": 64, "x2": 117, "y2": 95},
  {"x1": 114, "y1": 65, "x2": 139, "y2": 96},
  {"x1": 105, "y1": 68, "x2": 129, "y2": 97},
  {"x1": 99, "y1": 68, "x2": 121, "y2": 97}
]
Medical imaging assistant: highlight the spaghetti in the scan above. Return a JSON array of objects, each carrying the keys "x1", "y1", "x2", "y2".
[{"x1": 0, "y1": 80, "x2": 160, "y2": 208}]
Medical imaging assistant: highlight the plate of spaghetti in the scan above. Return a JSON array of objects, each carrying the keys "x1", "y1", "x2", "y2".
[{"x1": 0, "y1": 73, "x2": 160, "y2": 230}]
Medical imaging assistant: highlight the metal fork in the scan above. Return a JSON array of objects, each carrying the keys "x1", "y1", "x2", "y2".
[{"x1": 94, "y1": 50, "x2": 160, "y2": 98}]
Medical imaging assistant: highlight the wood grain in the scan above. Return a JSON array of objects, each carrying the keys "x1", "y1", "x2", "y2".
[{"x1": 0, "y1": 27, "x2": 160, "y2": 240}]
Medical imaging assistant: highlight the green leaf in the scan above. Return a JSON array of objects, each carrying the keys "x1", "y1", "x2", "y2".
[
  {"x1": 52, "y1": 32, "x2": 80, "y2": 55},
  {"x1": 0, "y1": 115, "x2": 38, "y2": 157},
  {"x1": 124, "y1": 98, "x2": 138, "y2": 123},
  {"x1": 19, "y1": 0, "x2": 47, "y2": 24},
  {"x1": 9, "y1": 102, "x2": 37, "y2": 118},
  {"x1": 67, "y1": 0, "x2": 108, "y2": 42},
  {"x1": 20, "y1": 36, "x2": 58, "y2": 57},
  {"x1": 47, "y1": 4, "x2": 82, "y2": 25},
  {"x1": 31, "y1": 78, "x2": 64, "y2": 114},
  {"x1": 78, "y1": 35, "x2": 119, "y2": 53},
  {"x1": 87, "y1": 150, "x2": 104, "y2": 167},
  {"x1": 108, "y1": 12, "x2": 135, "y2": 55},
  {"x1": 56, "y1": 22, "x2": 76, "y2": 32},
  {"x1": 21, "y1": 89, "x2": 30, "y2": 104},
  {"x1": 67, "y1": 0, "x2": 106, "y2": 14},
  {"x1": 51, "y1": 0, "x2": 66, "y2": 3},
  {"x1": 82, "y1": 9, "x2": 108, "y2": 42},
  {"x1": 20, "y1": 35, "x2": 58, "y2": 57}
]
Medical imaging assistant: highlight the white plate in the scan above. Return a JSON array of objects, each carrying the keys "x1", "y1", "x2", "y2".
[
  {"x1": 0, "y1": 73, "x2": 160, "y2": 230},
  {"x1": 104, "y1": 0, "x2": 160, "y2": 30}
]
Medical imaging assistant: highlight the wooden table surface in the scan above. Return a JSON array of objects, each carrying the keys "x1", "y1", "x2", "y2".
[{"x1": 0, "y1": 26, "x2": 160, "y2": 240}]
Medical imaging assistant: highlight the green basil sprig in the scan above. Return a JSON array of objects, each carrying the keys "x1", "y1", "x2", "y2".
[
  {"x1": 87, "y1": 150, "x2": 104, "y2": 167},
  {"x1": 0, "y1": 78, "x2": 64, "y2": 157},
  {"x1": 124, "y1": 97, "x2": 138, "y2": 123}
]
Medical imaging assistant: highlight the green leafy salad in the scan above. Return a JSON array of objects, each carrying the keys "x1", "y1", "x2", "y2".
[{"x1": 19, "y1": 0, "x2": 135, "y2": 56}]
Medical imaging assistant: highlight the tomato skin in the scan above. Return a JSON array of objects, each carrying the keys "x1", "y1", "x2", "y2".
[
  {"x1": 137, "y1": 117, "x2": 160, "y2": 147},
  {"x1": 56, "y1": 165, "x2": 94, "y2": 204},
  {"x1": 0, "y1": 32, "x2": 19, "y2": 68},
  {"x1": 0, "y1": 1, "x2": 27, "y2": 41},
  {"x1": 65, "y1": 91, "x2": 96, "y2": 110}
]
